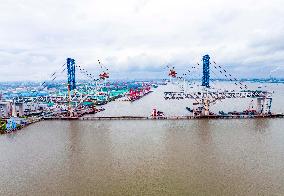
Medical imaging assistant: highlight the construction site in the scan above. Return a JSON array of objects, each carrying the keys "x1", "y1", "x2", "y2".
[{"x1": 0, "y1": 55, "x2": 283, "y2": 133}]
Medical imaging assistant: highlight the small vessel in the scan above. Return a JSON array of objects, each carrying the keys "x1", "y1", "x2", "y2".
[
  {"x1": 151, "y1": 108, "x2": 165, "y2": 119},
  {"x1": 152, "y1": 84, "x2": 158, "y2": 88},
  {"x1": 186, "y1": 107, "x2": 193, "y2": 112}
]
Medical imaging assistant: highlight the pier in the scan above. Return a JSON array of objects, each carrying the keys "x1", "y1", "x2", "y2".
[{"x1": 41, "y1": 114, "x2": 284, "y2": 121}]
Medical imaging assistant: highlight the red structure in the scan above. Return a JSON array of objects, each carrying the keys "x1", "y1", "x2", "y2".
[
  {"x1": 151, "y1": 108, "x2": 165, "y2": 119},
  {"x1": 128, "y1": 85, "x2": 152, "y2": 101},
  {"x1": 168, "y1": 68, "x2": 177, "y2": 78},
  {"x1": 99, "y1": 72, "x2": 110, "y2": 80}
]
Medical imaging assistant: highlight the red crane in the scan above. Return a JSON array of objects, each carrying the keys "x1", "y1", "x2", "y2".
[
  {"x1": 98, "y1": 59, "x2": 110, "y2": 80},
  {"x1": 168, "y1": 67, "x2": 177, "y2": 78}
]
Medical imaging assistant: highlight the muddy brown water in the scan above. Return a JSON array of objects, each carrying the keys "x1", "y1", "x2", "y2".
[
  {"x1": 0, "y1": 119, "x2": 284, "y2": 195},
  {"x1": 1, "y1": 82, "x2": 284, "y2": 195}
]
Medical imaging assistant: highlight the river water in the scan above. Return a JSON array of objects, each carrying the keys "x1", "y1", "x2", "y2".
[{"x1": 0, "y1": 82, "x2": 284, "y2": 195}]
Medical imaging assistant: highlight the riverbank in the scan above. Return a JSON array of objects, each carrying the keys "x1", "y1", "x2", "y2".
[{"x1": 0, "y1": 117, "x2": 41, "y2": 134}]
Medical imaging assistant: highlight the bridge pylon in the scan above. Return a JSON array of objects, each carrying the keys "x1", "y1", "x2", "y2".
[
  {"x1": 202, "y1": 54, "x2": 210, "y2": 88},
  {"x1": 66, "y1": 58, "x2": 76, "y2": 117}
]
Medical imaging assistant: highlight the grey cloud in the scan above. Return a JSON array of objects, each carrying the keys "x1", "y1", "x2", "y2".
[{"x1": 0, "y1": 0, "x2": 284, "y2": 81}]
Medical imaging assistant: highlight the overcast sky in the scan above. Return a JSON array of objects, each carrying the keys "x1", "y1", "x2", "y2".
[{"x1": 0, "y1": 0, "x2": 284, "y2": 81}]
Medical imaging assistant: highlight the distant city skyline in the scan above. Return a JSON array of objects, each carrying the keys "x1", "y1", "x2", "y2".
[{"x1": 1, "y1": 0, "x2": 284, "y2": 81}]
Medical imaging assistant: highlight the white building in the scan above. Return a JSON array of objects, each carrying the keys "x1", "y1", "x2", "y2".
[{"x1": 0, "y1": 101, "x2": 12, "y2": 118}]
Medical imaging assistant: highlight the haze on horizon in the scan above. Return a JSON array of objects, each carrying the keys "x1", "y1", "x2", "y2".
[{"x1": 0, "y1": 0, "x2": 284, "y2": 81}]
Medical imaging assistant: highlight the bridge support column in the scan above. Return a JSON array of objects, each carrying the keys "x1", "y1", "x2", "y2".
[
  {"x1": 203, "y1": 98, "x2": 210, "y2": 116},
  {"x1": 192, "y1": 98, "x2": 210, "y2": 116},
  {"x1": 12, "y1": 102, "x2": 17, "y2": 117},
  {"x1": 18, "y1": 103, "x2": 24, "y2": 117},
  {"x1": 256, "y1": 97, "x2": 272, "y2": 114}
]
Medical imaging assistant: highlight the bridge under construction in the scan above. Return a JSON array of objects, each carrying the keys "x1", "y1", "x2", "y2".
[
  {"x1": 0, "y1": 55, "x2": 283, "y2": 123},
  {"x1": 162, "y1": 54, "x2": 275, "y2": 118}
]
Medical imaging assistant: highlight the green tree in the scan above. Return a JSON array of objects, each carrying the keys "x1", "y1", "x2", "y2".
[{"x1": 0, "y1": 118, "x2": 6, "y2": 134}]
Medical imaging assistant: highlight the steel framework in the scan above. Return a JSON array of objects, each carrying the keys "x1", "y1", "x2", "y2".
[
  {"x1": 164, "y1": 90, "x2": 273, "y2": 114},
  {"x1": 67, "y1": 58, "x2": 76, "y2": 91},
  {"x1": 202, "y1": 54, "x2": 210, "y2": 88},
  {"x1": 164, "y1": 91, "x2": 272, "y2": 100}
]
